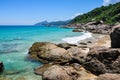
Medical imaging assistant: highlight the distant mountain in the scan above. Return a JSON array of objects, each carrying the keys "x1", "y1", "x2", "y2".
[
  {"x1": 35, "y1": 20, "x2": 49, "y2": 26},
  {"x1": 71, "y1": 2, "x2": 120, "y2": 25},
  {"x1": 35, "y1": 20, "x2": 71, "y2": 26}
]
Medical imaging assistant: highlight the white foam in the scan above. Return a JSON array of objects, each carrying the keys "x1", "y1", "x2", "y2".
[{"x1": 62, "y1": 32, "x2": 92, "y2": 44}]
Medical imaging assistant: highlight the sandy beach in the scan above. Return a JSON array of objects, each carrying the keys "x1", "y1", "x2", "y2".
[
  {"x1": 90, "y1": 34, "x2": 111, "y2": 47},
  {"x1": 79, "y1": 33, "x2": 111, "y2": 48}
]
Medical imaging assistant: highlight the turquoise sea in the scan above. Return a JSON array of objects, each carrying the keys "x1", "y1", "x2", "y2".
[{"x1": 0, "y1": 26, "x2": 92, "y2": 80}]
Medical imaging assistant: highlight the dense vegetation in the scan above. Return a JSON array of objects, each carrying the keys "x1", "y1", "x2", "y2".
[{"x1": 71, "y1": 2, "x2": 120, "y2": 25}]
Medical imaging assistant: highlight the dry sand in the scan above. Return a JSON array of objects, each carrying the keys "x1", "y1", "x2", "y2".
[
  {"x1": 90, "y1": 34, "x2": 111, "y2": 47},
  {"x1": 78, "y1": 33, "x2": 111, "y2": 48}
]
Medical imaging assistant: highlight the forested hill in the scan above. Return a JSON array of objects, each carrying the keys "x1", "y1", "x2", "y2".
[{"x1": 71, "y1": 2, "x2": 120, "y2": 25}]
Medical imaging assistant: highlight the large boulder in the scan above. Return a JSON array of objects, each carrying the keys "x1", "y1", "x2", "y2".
[
  {"x1": 83, "y1": 47, "x2": 120, "y2": 75},
  {"x1": 0, "y1": 62, "x2": 4, "y2": 73},
  {"x1": 37, "y1": 65, "x2": 97, "y2": 80},
  {"x1": 42, "y1": 65, "x2": 73, "y2": 80},
  {"x1": 96, "y1": 73, "x2": 120, "y2": 80},
  {"x1": 110, "y1": 24, "x2": 120, "y2": 48},
  {"x1": 28, "y1": 42, "x2": 71, "y2": 63},
  {"x1": 28, "y1": 42, "x2": 90, "y2": 64}
]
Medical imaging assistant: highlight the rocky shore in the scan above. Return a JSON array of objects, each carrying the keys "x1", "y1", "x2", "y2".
[
  {"x1": 63, "y1": 21, "x2": 113, "y2": 34},
  {"x1": 28, "y1": 24, "x2": 120, "y2": 80}
]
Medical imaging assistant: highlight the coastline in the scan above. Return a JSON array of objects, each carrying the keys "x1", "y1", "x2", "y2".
[
  {"x1": 0, "y1": 1, "x2": 120, "y2": 80},
  {"x1": 28, "y1": 30, "x2": 115, "y2": 80},
  {"x1": 0, "y1": 26, "x2": 114, "y2": 80}
]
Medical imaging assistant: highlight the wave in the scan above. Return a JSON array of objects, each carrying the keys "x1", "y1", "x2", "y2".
[{"x1": 62, "y1": 32, "x2": 92, "y2": 44}]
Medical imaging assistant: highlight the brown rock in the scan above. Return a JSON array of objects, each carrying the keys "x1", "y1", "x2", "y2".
[
  {"x1": 67, "y1": 47, "x2": 89, "y2": 64},
  {"x1": 42, "y1": 65, "x2": 73, "y2": 80},
  {"x1": 41, "y1": 65, "x2": 97, "y2": 80},
  {"x1": 68, "y1": 47, "x2": 89, "y2": 58},
  {"x1": 83, "y1": 47, "x2": 120, "y2": 75},
  {"x1": 28, "y1": 42, "x2": 71, "y2": 63},
  {"x1": 34, "y1": 64, "x2": 53, "y2": 75},
  {"x1": 97, "y1": 73, "x2": 120, "y2": 80},
  {"x1": 28, "y1": 42, "x2": 90, "y2": 64}
]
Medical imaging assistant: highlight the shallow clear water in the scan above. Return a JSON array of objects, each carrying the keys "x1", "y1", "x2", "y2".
[{"x1": 0, "y1": 26, "x2": 86, "y2": 80}]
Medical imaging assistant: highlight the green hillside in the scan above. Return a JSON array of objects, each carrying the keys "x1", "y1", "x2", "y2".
[{"x1": 71, "y1": 2, "x2": 120, "y2": 25}]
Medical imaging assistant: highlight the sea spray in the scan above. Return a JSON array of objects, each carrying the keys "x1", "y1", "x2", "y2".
[{"x1": 62, "y1": 32, "x2": 92, "y2": 44}]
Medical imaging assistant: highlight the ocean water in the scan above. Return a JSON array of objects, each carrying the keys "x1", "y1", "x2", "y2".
[{"x1": 0, "y1": 26, "x2": 92, "y2": 80}]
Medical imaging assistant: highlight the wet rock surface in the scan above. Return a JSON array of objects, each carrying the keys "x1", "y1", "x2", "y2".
[{"x1": 0, "y1": 62, "x2": 4, "y2": 73}]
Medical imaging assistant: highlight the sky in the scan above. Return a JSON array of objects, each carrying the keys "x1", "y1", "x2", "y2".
[{"x1": 0, "y1": 0, "x2": 120, "y2": 25}]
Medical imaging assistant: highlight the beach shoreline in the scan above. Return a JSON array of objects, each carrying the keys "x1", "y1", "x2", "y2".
[{"x1": 78, "y1": 33, "x2": 111, "y2": 48}]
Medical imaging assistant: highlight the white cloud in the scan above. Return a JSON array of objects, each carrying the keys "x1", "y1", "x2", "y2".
[
  {"x1": 103, "y1": 0, "x2": 120, "y2": 6},
  {"x1": 71, "y1": 13, "x2": 83, "y2": 19}
]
